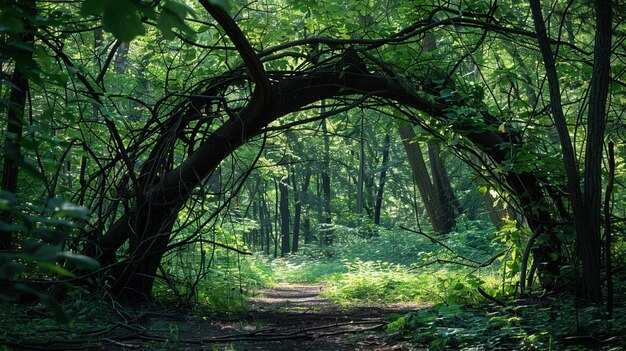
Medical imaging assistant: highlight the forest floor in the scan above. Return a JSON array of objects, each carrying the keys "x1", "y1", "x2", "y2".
[
  {"x1": 3, "y1": 283, "x2": 427, "y2": 351},
  {"x1": 187, "y1": 283, "x2": 422, "y2": 351},
  {"x1": 129, "y1": 283, "x2": 424, "y2": 351},
  {"x1": 112, "y1": 283, "x2": 422, "y2": 351},
  {"x1": 5, "y1": 283, "x2": 425, "y2": 351}
]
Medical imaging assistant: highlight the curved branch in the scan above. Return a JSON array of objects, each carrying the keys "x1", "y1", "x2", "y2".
[
  {"x1": 198, "y1": 0, "x2": 271, "y2": 100},
  {"x1": 167, "y1": 239, "x2": 251, "y2": 255}
]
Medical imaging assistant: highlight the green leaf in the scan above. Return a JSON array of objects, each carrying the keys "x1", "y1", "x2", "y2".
[
  {"x1": 0, "y1": 190, "x2": 16, "y2": 210},
  {"x1": 196, "y1": 25, "x2": 211, "y2": 33},
  {"x1": 0, "y1": 220, "x2": 23, "y2": 232},
  {"x1": 48, "y1": 198, "x2": 90, "y2": 220},
  {"x1": 0, "y1": 260, "x2": 26, "y2": 279},
  {"x1": 102, "y1": 1, "x2": 145, "y2": 42},
  {"x1": 32, "y1": 228, "x2": 70, "y2": 244},
  {"x1": 81, "y1": 0, "x2": 110, "y2": 16},
  {"x1": 0, "y1": 15, "x2": 25, "y2": 33},
  {"x1": 156, "y1": 11, "x2": 180, "y2": 40},
  {"x1": 387, "y1": 316, "x2": 406, "y2": 333},
  {"x1": 21, "y1": 240, "x2": 60, "y2": 262},
  {"x1": 478, "y1": 185, "x2": 488, "y2": 194},
  {"x1": 164, "y1": 0, "x2": 196, "y2": 18},
  {"x1": 34, "y1": 244, "x2": 61, "y2": 262},
  {"x1": 452, "y1": 282, "x2": 465, "y2": 290},
  {"x1": 37, "y1": 262, "x2": 76, "y2": 277},
  {"x1": 184, "y1": 48, "x2": 197, "y2": 61},
  {"x1": 20, "y1": 158, "x2": 46, "y2": 181},
  {"x1": 157, "y1": 1, "x2": 196, "y2": 40},
  {"x1": 60, "y1": 252, "x2": 100, "y2": 270}
]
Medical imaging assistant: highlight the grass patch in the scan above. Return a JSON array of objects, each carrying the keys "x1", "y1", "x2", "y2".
[
  {"x1": 321, "y1": 259, "x2": 501, "y2": 305},
  {"x1": 270, "y1": 257, "x2": 346, "y2": 283},
  {"x1": 265, "y1": 222, "x2": 504, "y2": 306}
]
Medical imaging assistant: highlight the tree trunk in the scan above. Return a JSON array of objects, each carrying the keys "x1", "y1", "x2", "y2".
[
  {"x1": 398, "y1": 125, "x2": 446, "y2": 233},
  {"x1": 279, "y1": 177, "x2": 290, "y2": 256},
  {"x1": 252, "y1": 198, "x2": 259, "y2": 249},
  {"x1": 1, "y1": 2, "x2": 34, "y2": 252},
  {"x1": 580, "y1": 0, "x2": 611, "y2": 303},
  {"x1": 478, "y1": 178, "x2": 508, "y2": 229},
  {"x1": 374, "y1": 134, "x2": 391, "y2": 226},
  {"x1": 274, "y1": 180, "x2": 279, "y2": 258},
  {"x1": 301, "y1": 168, "x2": 312, "y2": 243},
  {"x1": 428, "y1": 143, "x2": 459, "y2": 232},
  {"x1": 320, "y1": 118, "x2": 333, "y2": 245},
  {"x1": 356, "y1": 116, "x2": 365, "y2": 226},
  {"x1": 113, "y1": 42, "x2": 130, "y2": 73},
  {"x1": 530, "y1": 0, "x2": 608, "y2": 302},
  {"x1": 418, "y1": 29, "x2": 457, "y2": 233},
  {"x1": 290, "y1": 168, "x2": 301, "y2": 253},
  {"x1": 108, "y1": 203, "x2": 179, "y2": 301},
  {"x1": 261, "y1": 192, "x2": 271, "y2": 255}
]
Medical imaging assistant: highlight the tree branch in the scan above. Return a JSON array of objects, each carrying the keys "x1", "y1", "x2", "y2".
[{"x1": 198, "y1": 0, "x2": 270, "y2": 100}]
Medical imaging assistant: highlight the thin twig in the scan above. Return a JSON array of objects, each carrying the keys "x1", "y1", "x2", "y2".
[{"x1": 401, "y1": 225, "x2": 483, "y2": 265}]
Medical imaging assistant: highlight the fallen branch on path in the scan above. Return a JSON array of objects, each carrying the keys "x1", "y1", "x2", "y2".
[{"x1": 201, "y1": 320, "x2": 388, "y2": 342}]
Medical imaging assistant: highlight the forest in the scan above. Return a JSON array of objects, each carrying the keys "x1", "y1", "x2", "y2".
[{"x1": 1, "y1": 0, "x2": 625, "y2": 349}]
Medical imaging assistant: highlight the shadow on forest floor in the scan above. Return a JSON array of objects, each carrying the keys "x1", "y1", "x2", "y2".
[
  {"x1": 187, "y1": 283, "x2": 424, "y2": 350},
  {"x1": 135, "y1": 283, "x2": 424, "y2": 351},
  {"x1": 4, "y1": 283, "x2": 425, "y2": 350}
]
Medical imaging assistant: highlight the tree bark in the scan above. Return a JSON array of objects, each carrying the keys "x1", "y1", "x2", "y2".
[
  {"x1": 581, "y1": 0, "x2": 611, "y2": 303},
  {"x1": 1, "y1": 1, "x2": 34, "y2": 252},
  {"x1": 261, "y1": 192, "x2": 271, "y2": 255},
  {"x1": 301, "y1": 168, "x2": 312, "y2": 244},
  {"x1": 356, "y1": 116, "x2": 365, "y2": 226},
  {"x1": 274, "y1": 180, "x2": 279, "y2": 258},
  {"x1": 530, "y1": 0, "x2": 609, "y2": 302},
  {"x1": 428, "y1": 143, "x2": 458, "y2": 232},
  {"x1": 320, "y1": 117, "x2": 333, "y2": 245},
  {"x1": 398, "y1": 125, "x2": 446, "y2": 233},
  {"x1": 479, "y1": 180, "x2": 508, "y2": 229},
  {"x1": 113, "y1": 42, "x2": 130, "y2": 73},
  {"x1": 374, "y1": 134, "x2": 391, "y2": 226},
  {"x1": 279, "y1": 177, "x2": 290, "y2": 256},
  {"x1": 290, "y1": 168, "x2": 301, "y2": 253}
]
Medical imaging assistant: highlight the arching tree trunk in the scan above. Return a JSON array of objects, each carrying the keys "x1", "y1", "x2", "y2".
[{"x1": 88, "y1": 37, "x2": 562, "y2": 301}]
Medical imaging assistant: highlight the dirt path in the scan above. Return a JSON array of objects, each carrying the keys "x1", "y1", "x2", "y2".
[
  {"x1": 10, "y1": 283, "x2": 419, "y2": 350},
  {"x1": 185, "y1": 283, "x2": 419, "y2": 350}
]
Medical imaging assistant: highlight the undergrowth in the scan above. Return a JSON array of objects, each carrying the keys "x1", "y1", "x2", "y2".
[
  {"x1": 0, "y1": 287, "x2": 123, "y2": 348},
  {"x1": 267, "y1": 220, "x2": 504, "y2": 306},
  {"x1": 386, "y1": 298, "x2": 626, "y2": 350},
  {"x1": 253, "y1": 220, "x2": 626, "y2": 350},
  {"x1": 5, "y1": 219, "x2": 622, "y2": 350}
]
